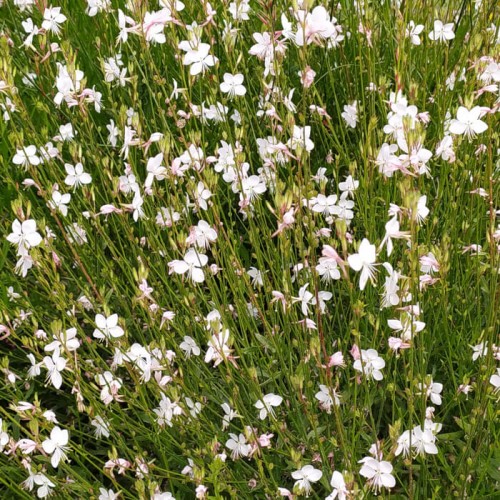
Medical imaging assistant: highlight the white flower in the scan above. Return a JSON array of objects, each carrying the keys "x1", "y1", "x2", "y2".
[
  {"x1": 339, "y1": 175, "x2": 359, "y2": 197},
  {"x1": 13, "y1": 145, "x2": 40, "y2": 168},
  {"x1": 315, "y1": 384, "x2": 340, "y2": 413},
  {"x1": 220, "y1": 73, "x2": 246, "y2": 97},
  {"x1": 48, "y1": 190, "x2": 71, "y2": 216},
  {"x1": 41, "y1": 6, "x2": 67, "y2": 35},
  {"x1": 418, "y1": 378, "x2": 443, "y2": 405},
  {"x1": 254, "y1": 393, "x2": 283, "y2": 420},
  {"x1": 341, "y1": 101, "x2": 358, "y2": 128},
  {"x1": 64, "y1": 162, "x2": 92, "y2": 188},
  {"x1": 247, "y1": 267, "x2": 264, "y2": 287},
  {"x1": 42, "y1": 426, "x2": 69, "y2": 467},
  {"x1": 359, "y1": 457, "x2": 395, "y2": 492},
  {"x1": 97, "y1": 371, "x2": 122, "y2": 405},
  {"x1": 229, "y1": 0, "x2": 250, "y2": 20},
  {"x1": 33, "y1": 473, "x2": 56, "y2": 498},
  {"x1": 91, "y1": 415, "x2": 110, "y2": 438},
  {"x1": 54, "y1": 122, "x2": 75, "y2": 142},
  {"x1": 6, "y1": 219, "x2": 42, "y2": 249},
  {"x1": 44, "y1": 327, "x2": 80, "y2": 352},
  {"x1": 86, "y1": 0, "x2": 111, "y2": 17},
  {"x1": 291, "y1": 465, "x2": 322, "y2": 496},
  {"x1": 316, "y1": 257, "x2": 341, "y2": 282},
  {"x1": 145, "y1": 153, "x2": 167, "y2": 188},
  {"x1": 489, "y1": 368, "x2": 500, "y2": 393},
  {"x1": 43, "y1": 349, "x2": 67, "y2": 389},
  {"x1": 0, "y1": 418, "x2": 9, "y2": 452},
  {"x1": 179, "y1": 336, "x2": 200, "y2": 357},
  {"x1": 221, "y1": 402, "x2": 239, "y2": 429},
  {"x1": 238, "y1": 175, "x2": 266, "y2": 203},
  {"x1": 395, "y1": 430, "x2": 411, "y2": 457},
  {"x1": 472, "y1": 342, "x2": 488, "y2": 361},
  {"x1": 435, "y1": 135, "x2": 455, "y2": 162},
  {"x1": 93, "y1": 313, "x2": 125, "y2": 342},
  {"x1": 353, "y1": 349, "x2": 385, "y2": 381},
  {"x1": 311, "y1": 194, "x2": 339, "y2": 216},
  {"x1": 225, "y1": 433, "x2": 251, "y2": 460},
  {"x1": 428, "y1": 20, "x2": 455, "y2": 42},
  {"x1": 154, "y1": 393, "x2": 183, "y2": 427},
  {"x1": 188, "y1": 220, "x2": 218, "y2": 249},
  {"x1": 449, "y1": 106, "x2": 488, "y2": 138},
  {"x1": 326, "y1": 470, "x2": 349, "y2": 500},
  {"x1": 293, "y1": 283, "x2": 315, "y2": 316},
  {"x1": 182, "y1": 43, "x2": 218, "y2": 76},
  {"x1": 416, "y1": 195, "x2": 430, "y2": 223},
  {"x1": 99, "y1": 488, "x2": 120, "y2": 500},
  {"x1": 289, "y1": 125, "x2": 314, "y2": 152},
  {"x1": 205, "y1": 329, "x2": 232, "y2": 367},
  {"x1": 196, "y1": 181, "x2": 212, "y2": 210},
  {"x1": 406, "y1": 21, "x2": 424, "y2": 45},
  {"x1": 347, "y1": 238, "x2": 377, "y2": 290},
  {"x1": 411, "y1": 425, "x2": 438, "y2": 455},
  {"x1": 169, "y1": 249, "x2": 208, "y2": 283},
  {"x1": 185, "y1": 397, "x2": 202, "y2": 418}
]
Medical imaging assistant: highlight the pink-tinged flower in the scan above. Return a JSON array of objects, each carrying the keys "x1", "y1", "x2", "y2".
[
  {"x1": 420, "y1": 252, "x2": 439, "y2": 274},
  {"x1": 93, "y1": 314, "x2": 124, "y2": 342},
  {"x1": 258, "y1": 433, "x2": 274, "y2": 447},
  {"x1": 388, "y1": 337, "x2": 411, "y2": 351},
  {"x1": 291, "y1": 464, "x2": 322, "y2": 496},
  {"x1": 42, "y1": 426, "x2": 69, "y2": 468},
  {"x1": 328, "y1": 351, "x2": 345, "y2": 367},
  {"x1": 359, "y1": 457, "x2": 396, "y2": 492},
  {"x1": 449, "y1": 106, "x2": 488, "y2": 138},
  {"x1": 347, "y1": 238, "x2": 377, "y2": 290},
  {"x1": 299, "y1": 66, "x2": 316, "y2": 88},
  {"x1": 350, "y1": 344, "x2": 360, "y2": 360}
]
